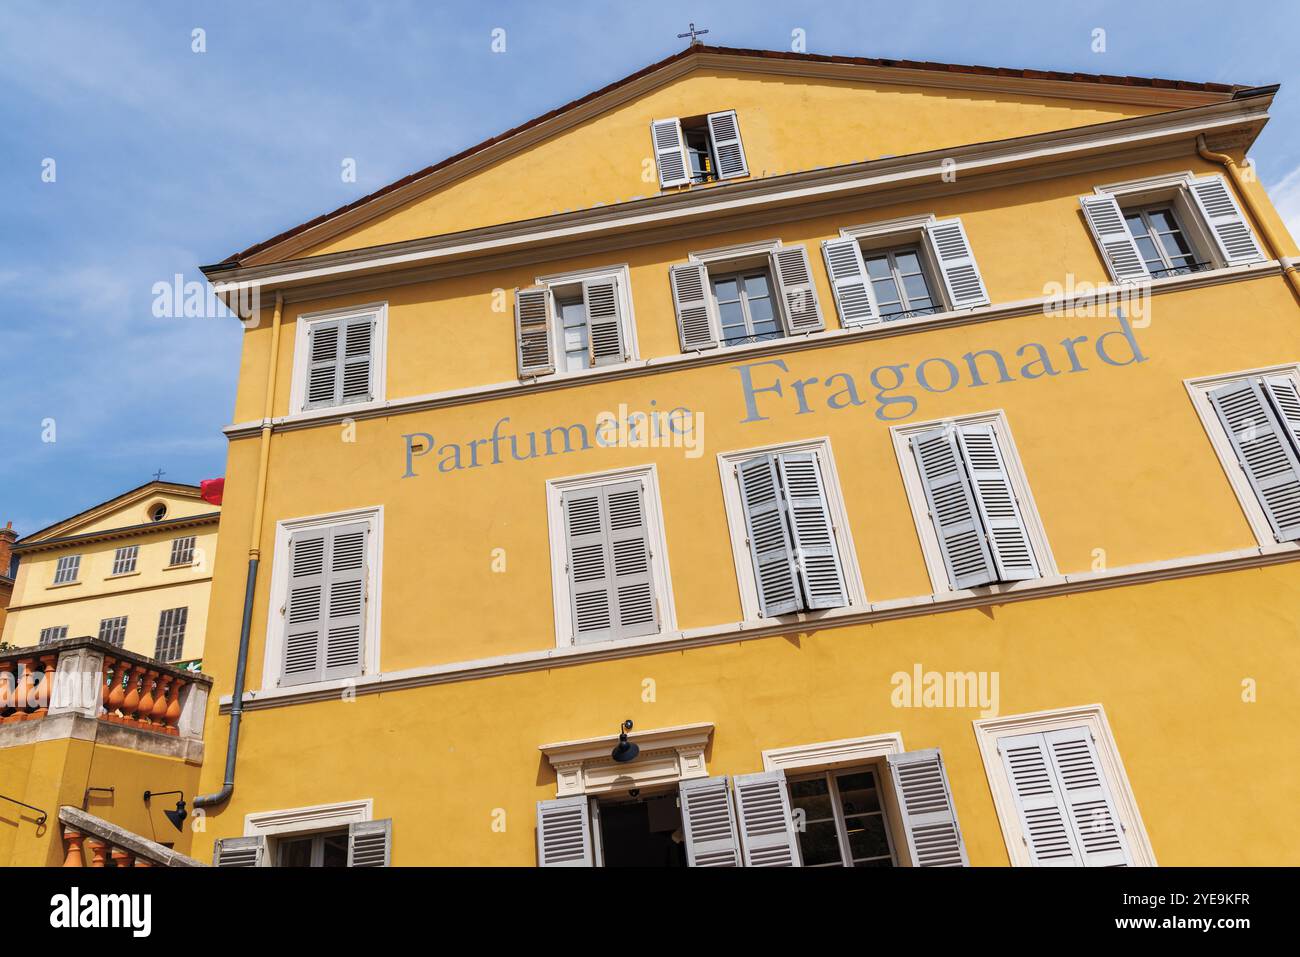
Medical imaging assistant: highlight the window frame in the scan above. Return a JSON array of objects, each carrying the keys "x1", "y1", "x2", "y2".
[
  {"x1": 289, "y1": 302, "x2": 389, "y2": 416},
  {"x1": 98, "y1": 615, "x2": 128, "y2": 647},
  {"x1": 52, "y1": 554, "x2": 81, "y2": 586},
  {"x1": 39, "y1": 625, "x2": 68, "y2": 646},
  {"x1": 716, "y1": 436, "x2": 867, "y2": 622},
  {"x1": 110, "y1": 545, "x2": 139, "y2": 577},
  {"x1": 1185, "y1": 362, "x2": 1300, "y2": 548},
  {"x1": 545, "y1": 464, "x2": 677, "y2": 649},
  {"x1": 1093, "y1": 173, "x2": 1222, "y2": 271},
  {"x1": 786, "y1": 764, "x2": 900, "y2": 867},
  {"x1": 262, "y1": 506, "x2": 384, "y2": 690},
  {"x1": 837, "y1": 214, "x2": 955, "y2": 316},
  {"x1": 168, "y1": 535, "x2": 196, "y2": 567},
  {"x1": 708, "y1": 266, "x2": 781, "y2": 347},
  {"x1": 154, "y1": 606, "x2": 188, "y2": 662},
  {"x1": 860, "y1": 244, "x2": 942, "y2": 320},
  {"x1": 685, "y1": 239, "x2": 799, "y2": 350},
  {"x1": 530, "y1": 264, "x2": 640, "y2": 377},
  {"x1": 1122, "y1": 204, "x2": 1200, "y2": 277},
  {"x1": 890, "y1": 410, "x2": 1058, "y2": 596},
  {"x1": 972, "y1": 703, "x2": 1156, "y2": 867},
  {"x1": 274, "y1": 828, "x2": 350, "y2": 867}
]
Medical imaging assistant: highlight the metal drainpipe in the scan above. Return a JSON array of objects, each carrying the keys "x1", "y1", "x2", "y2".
[
  {"x1": 195, "y1": 290, "x2": 283, "y2": 809},
  {"x1": 1196, "y1": 133, "x2": 1300, "y2": 302}
]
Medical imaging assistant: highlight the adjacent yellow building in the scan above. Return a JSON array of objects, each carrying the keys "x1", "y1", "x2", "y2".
[{"x1": 192, "y1": 45, "x2": 1299, "y2": 867}]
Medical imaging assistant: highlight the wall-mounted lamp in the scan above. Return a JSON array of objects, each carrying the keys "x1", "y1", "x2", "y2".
[
  {"x1": 0, "y1": 793, "x2": 48, "y2": 827},
  {"x1": 143, "y1": 790, "x2": 188, "y2": 832},
  {"x1": 610, "y1": 719, "x2": 639, "y2": 764}
]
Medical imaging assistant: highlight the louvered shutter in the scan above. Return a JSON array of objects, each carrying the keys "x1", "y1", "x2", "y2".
[
  {"x1": 733, "y1": 771, "x2": 801, "y2": 867},
  {"x1": 322, "y1": 523, "x2": 367, "y2": 681},
  {"x1": 305, "y1": 319, "x2": 342, "y2": 409},
  {"x1": 1044, "y1": 727, "x2": 1132, "y2": 866},
  {"x1": 769, "y1": 245, "x2": 823, "y2": 334},
  {"x1": 926, "y1": 218, "x2": 989, "y2": 308},
  {"x1": 282, "y1": 524, "x2": 368, "y2": 687},
  {"x1": 910, "y1": 428, "x2": 997, "y2": 589},
  {"x1": 1262, "y1": 375, "x2": 1300, "y2": 454},
  {"x1": 736, "y1": 455, "x2": 801, "y2": 616},
  {"x1": 562, "y1": 482, "x2": 658, "y2": 643},
  {"x1": 347, "y1": 819, "x2": 392, "y2": 866},
  {"x1": 581, "y1": 276, "x2": 626, "y2": 366},
  {"x1": 778, "y1": 452, "x2": 848, "y2": 609},
  {"x1": 536, "y1": 796, "x2": 593, "y2": 867},
  {"x1": 956, "y1": 424, "x2": 1039, "y2": 581},
  {"x1": 679, "y1": 776, "x2": 742, "y2": 867},
  {"x1": 670, "y1": 262, "x2": 717, "y2": 352},
  {"x1": 340, "y1": 315, "x2": 374, "y2": 403},
  {"x1": 283, "y1": 528, "x2": 327, "y2": 685},
  {"x1": 1079, "y1": 194, "x2": 1149, "y2": 282},
  {"x1": 999, "y1": 732, "x2": 1083, "y2": 866},
  {"x1": 1189, "y1": 175, "x2": 1264, "y2": 265},
  {"x1": 1208, "y1": 379, "x2": 1300, "y2": 541},
  {"x1": 650, "y1": 118, "x2": 691, "y2": 188},
  {"x1": 706, "y1": 110, "x2": 748, "y2": 179},
  {"x1": 213, "y1": 835, "x2": 266, "y2": 867},
  {"x1": 885, "y1": 749, "x2": 969, "y2": 867},
  {"x1": 821, "y1": 236, "x2": 877, "y2": 327},
  {"x1": 515, "y1": 287, "x2": 554, "y2": 377}
]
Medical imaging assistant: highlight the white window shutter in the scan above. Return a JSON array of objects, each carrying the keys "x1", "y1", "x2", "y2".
[
  {"x1": 736, "y1": 455, "x2": 801, "y2": 616},
  {"x1": 282, "y1": 529, "x2": 328, "y2": 686},
  {"x1": 769, "y1": 245, "x2": 823, "y2": 334},
  {"x1": 821, "y1": 236, "x2": 877, "y2": 327},
  {"x1": 514, "y1": 287, "x2": 554, "y2": 377},
  {"x1": 999, "y1": 731, "x2": 1083, "y2": 866},
  {"x1": 733, "y1": 771, "x2": 801, "y2": 866},
  {"x1": 651, "y1": 118, "x2": 690, "y2": 188},
  {"x1": 322, "y1": 523, "x2": 368, "y2": 682},
  {"x1": 1079, "y1": 194, "x2": 1149, "y2": 282},
  {"x1": 1262, "y1": 375, "x2": 1300, "y2": 453},
  {"x1": 1043, "y1": 727, "x2": 1132, "y2": 867},
  {"x1": 305, "y1": 319, "x2": 342, "y2": 409},
  {"x1": 885, "y1": 749, "x2": 969, "y2": 867},
  {"x1": 706, "y1": 109, "x2": 748, "y2": 179},
  {"x1": 581, "y1": 276, "x2": 626, "y2": 366},
  {"x1": 213, "y1": 835, "x2": 267, "y2": 867},
  {"x1": 777, "y1": 452, "x2": 848, "y2": 609},
  {"x1": 925, "y1": 218, "x2": 989, "y2": 308},
  {"x1": 670, "y1": 262, "x2": 718, "y2": 352},
  {"x1": 536, "y1": 796, "x2": 593, "y2": 866},
  {"x1": 1209, "y1": 379, "x2": 1300, "y2": 541},
  {"x1": 910, "y1": 428, "x2": 997, "y2": 589},
  {"x1": 604, "y1": 482, "x2": 659, "y2": 639},
  {"x1": 678, "y1": 776, "x2": 742, "y2": 866},
  {"x1": 562, "y1": 487, "x2": 613, "y2": 642},
  {"x1": 347, "y1": 819, "x2": 392, "y2": 866},
  {"x1": 956, "y1": 424, "x2": 1039, "y2": 582},
  {"x1": 1189, "y1": 175, "x2": 1264, "y2": 265},
  {"x1": 340, "y1": 315, "x2": 374, "y2": 403},
  {"x1": 282, "y1": 524, "x2": 367, "y2": 687}
]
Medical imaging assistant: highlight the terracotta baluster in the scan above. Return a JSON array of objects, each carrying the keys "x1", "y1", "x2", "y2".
[
  {"x1": 29, "y1": 655, "x2": 58, "y2": 719},
  {"x1": 110, "y1": 847, "x2": 132, "y2": 868},
  {"x1": 62, "y1": 827, "x2": 85, "y2": 867},
  {"x1": 151, "y1": 674, "x2": 172, "y2": 729},
  {"x1": 5, "y1": 658, "x2": 36, "y2": 722},
  {"x1": 133, "y1": 857, "x2": 153, "y2": 868},
  {"x1": 120, "y1": 664, "x2": 144, "y2": 725},
  {"x1": 0, "y1": 659, "x2": 12, "y2": 718},
  {"x1": 99, "y1": 656, "x2": 112, "y2": 719},
  {"x1": 137, "y1": 670, "x2": 158, "y2": 728},
  {"x1": 164, "y1": 677, "x2": 185, "y2": 735},
  {"x1": 106, "y1": 660, "x2": 127, "y2": 723},
  {"x1": 85, "y1": 838, "x2": 107, "y2": 867}
]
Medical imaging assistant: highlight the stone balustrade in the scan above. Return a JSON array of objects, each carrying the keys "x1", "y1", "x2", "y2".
[{"x1": 59, "y1": 806, "x2": 204, "y2": 868}]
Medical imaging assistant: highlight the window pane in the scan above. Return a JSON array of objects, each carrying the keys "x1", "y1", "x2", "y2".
[
  {"x1": 713, "y1": 278, "x2": 739, "y2": 301},
  {"x1": 321, "y1": 833, "x2": 349, "y2": 867},
  {"x1": 718, "y1": 301, "x2": 745, "y2": 329},
  {"x1": 1124, "y1": 212, "x2": 1149, "y2": 237},
  {"x1": 797, "y1": 820, "x2": 844, "y2": 866},
  {"x1": 894, "y1": 250, "x2": 922, "y2": 274},
  {"x1": 902, "y1": 273, "x2": 932, "y2": 303},
  {"x1": 742, "y1": 274, "x2": 772, "y2": 298},
  {"x1": 864, "y1": 255, "x2": 891, "y2": 280},
  {"x1": 1147, "y1": 208, "x2": 1179, "y2": 232},
  {"x1": 871, "y1": 277, "x2": 901, "y2": 306},
  {"x1": 835, "y1": 772, "x2": 881, "y2": 815},
  {"x1": 278, "y1": 838, "x2": 313, "y2": 867},
  {"x1": 747, "y1": 294, "x2": 774, "y2": 325},
  {"x1": 846, "y1": 814, "x2": 892, "y2": 861},
  {"x1": 788, "y1": 776, "x2": 833, "y2": 821},
  {"x1": 1158, "y1": 229, "x2": 1193, "y2": 261},
  {"x1": 1134, "y1": 236, "x2": 1161, "y2": 262}
]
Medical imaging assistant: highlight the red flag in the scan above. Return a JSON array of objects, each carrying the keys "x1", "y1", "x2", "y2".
[{"x1": 200, "y1": 477, "x2": 225, "y2": 506}]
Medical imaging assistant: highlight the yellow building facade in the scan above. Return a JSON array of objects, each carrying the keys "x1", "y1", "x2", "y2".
[{"x1": 194, "y1": 47, "x2": 1300, "y2": 867}]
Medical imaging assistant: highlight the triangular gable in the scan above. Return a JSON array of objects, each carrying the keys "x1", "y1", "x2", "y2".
[
  {"x1": 19, "y1": 482, "x2": 214, "y2": 544},
  {"x1": 223, "y1": 45, "x2": 1246, "y2": 268}
]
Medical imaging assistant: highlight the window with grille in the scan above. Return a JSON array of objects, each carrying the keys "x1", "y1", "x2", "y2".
[
  {"x1": 53, "y1": 554, "x2": 81, "y2": 584},
  {"x1": 39, "y1": 625, "x2": 68, "y2": 646},
  {"x1": 98, "y1": 616, "x2": 128, "y2": 647},
  {"x1": 169, "y1": 536, "x2": 196, "y2": 566},
  {"x1": 154, "y1": 607, "x2": 188, "y2": 662},
  {"x1": 111, "y1": 545, "x2": 139, "y2": 575}
]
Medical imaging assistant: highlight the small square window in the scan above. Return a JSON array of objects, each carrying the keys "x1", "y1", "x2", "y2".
[
  {"x1": 53, "y1": 555, "x2": 81, "y2": 585},
  {"x1": 98, "y1": 616, "x2": 128, "y2": 647},
  {"x1": 169, "y1": 536, "x2": 196, "y2": 566},
  {"x1": 111, "y1": 545, "x2": 139, "y2": 576},
  {"x1": 39, "y1": 625, "x2": 68, "y2": 646}
]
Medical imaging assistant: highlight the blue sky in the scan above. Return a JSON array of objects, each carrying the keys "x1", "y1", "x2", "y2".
[{"x1": 1, "y1": 0, "x2": 1297, "y2": 536}]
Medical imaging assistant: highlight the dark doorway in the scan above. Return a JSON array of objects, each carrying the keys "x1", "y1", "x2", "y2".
[{"x1": 599, "y1": 793, "x2": 687, "y2": 867}]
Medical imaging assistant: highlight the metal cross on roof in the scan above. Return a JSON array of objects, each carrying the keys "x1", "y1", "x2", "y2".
[
  {"x1": 677, "y1": 22, "x2": 709, "y2": 45},
  {"x1": 152, "y1": 468, "x2": 166, "y2": 482}
]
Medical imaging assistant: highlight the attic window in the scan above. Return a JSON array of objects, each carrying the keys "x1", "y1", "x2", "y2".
[
  {"x1": 149, "y1": 503, "x2": 168, "y2": 522},
  {"x1": 649, "y1": 111, "x2": 748, "y2": 189},
  {"x1": 681, "y1": 117, "x2": 715, "y2": 184}
]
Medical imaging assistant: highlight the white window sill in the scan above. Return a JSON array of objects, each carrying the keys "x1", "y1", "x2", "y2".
[
  {"x1": 47, "y1": 580, "x2": 81, "y2": 590},
  {"x1": 106, "y1": 570, "x2": 141, "y2": 580}
]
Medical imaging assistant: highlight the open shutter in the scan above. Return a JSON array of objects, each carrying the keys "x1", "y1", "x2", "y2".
[
  {"x1": 304, "y1": 319, "x2": 341, "y2": 409},
  {"x1": 956, "y1": 424, "x2": 1038, "y2": 581},
  {"x1": 910, "y1": 428, "x2": 997, "y2": 589},
  {"x1": 282, "y1": 528, "x2": 328, "y2": 686},
  {"x1": 536, "y1": 796, "x2": 593, "y2": 867},
  {"x1": 769, "y1": 245, "x2": 823, "y2": 334},
  {"x1": 322, "y1": 523, "x2": 368, "y2": 681},
  {"x1": 777, "y1": 452, "x2": 847, "y2": 609},
  {"x1": 734, "y1": 771, "x2": 801, "y2": 867},
  {"x1": 563, "y1": 482, "x2": 658, "y2": 643},
  {"x1": 339, "y1": 315, "x2": 374, "y2": 403},
  {"x1": 670, "y1": 262, "x2": 717, "y2": 352},
  {"x1": 1189, "y1": 175, "x2": 1264, "y2": 265},
  {"x1": 213, "y1": 835, "x2": 267, "y2": 867},
  {"x1": 999, "y1": 732, "x2": 1083, "y2": 866},
  {"x1": 736, "y1": 455, "x2": 801, "y2": 616},
  {"x1": 514, "y1": 287, "x2": 554, "y2": 378},
  {"x1": 1262, "y1": 375, "x2": 1300, "y2": 454},
  {"x1": 1044, "y1": 727, "x2": 1132, "y2": 867},
  {"x1": 886, "y1": 749, "x2": 968, "y2": 867},
  {"x1": 679, "y1": 776, "x2": 742, "y2": 867},
  {"x1": 1080, "y1": 194, "x2": 1149, "y2": 282},
  {"x1": 651, "y1": 118, "x2": 690, "y2": 188},
  {"x1": 1209, "y1": 378, "x2": 1300, "y2": 541},
  {"x1": 706, "y1": 109, "x2": 748, "y2": 179},
  {"x1": 347, "y1": 819, "x2": 392, "y2": 866},
  {"x1": 926, "y1": 218, "x2": 989, "y2": 308},
  {"x1": 821, "y1": 236, "x2": 877, "y2": 327},
  {"x1": 581, "y1": 276, "x2": 626, "y2": 367},
  {"x1": 605, "y1": 482, "x2": 659, "y2": 639}
]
